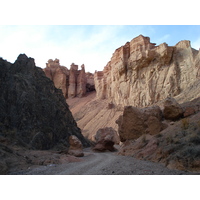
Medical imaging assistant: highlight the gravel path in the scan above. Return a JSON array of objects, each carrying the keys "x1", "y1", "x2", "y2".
[{"x1": 11, "y1": 148, "x2": 200, "y2": 175}]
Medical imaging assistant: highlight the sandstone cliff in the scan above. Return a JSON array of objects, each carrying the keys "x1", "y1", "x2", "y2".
[
  {"x1": 94, "y1": 35, "x2": 200, "y2": 107},
  {"x1": 44, "y1": 59, "x2": 95, "y2": 98}
]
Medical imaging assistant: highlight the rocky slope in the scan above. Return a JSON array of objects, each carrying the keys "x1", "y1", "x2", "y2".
[
  {"x1": 0, "y1": 54, "x2": 90, "y2": 174},
  {"x1": 94, "y1": 35, "x2": 200, "y2": 107},
  {"x1": 67, "y1": 92, "x2": 123, "y2": 141},
  {"x1": 117, "y1": 97, "x2": 200, "y2": 172},
  {"x1": 44, "y1": 59, "x2": 95, "y2": 98}
]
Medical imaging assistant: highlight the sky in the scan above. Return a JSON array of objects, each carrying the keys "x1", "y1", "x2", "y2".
[{"x1": 0, "y1": 25, "x2": 200, "y2": 73}]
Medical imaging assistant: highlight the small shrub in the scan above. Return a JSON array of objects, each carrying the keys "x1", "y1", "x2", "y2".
[
  {"x1": 155, "y1": 133, "x2": 162, "y2": 138},
  {"x1": 181, "y1": 118, "x2": 190, "y2": 130},
  {"x1": 166, "y1": 134, "x2": 174, "y2": 143},
  {"x1": 198, "y1": 120, "x2": 200, "y2": 128},
  {"x1": 188, "y1": 134, "x2": 200, "y2": 145},
  {"x1": 181, "y1": 145, "x2": 200, "y2": 159},
  {"x1": 141, "y1": 134, "x2": 147, "y2": 143}
]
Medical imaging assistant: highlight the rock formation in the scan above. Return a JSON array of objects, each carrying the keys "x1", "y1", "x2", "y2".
[
  {"x1": 117, "y1": 96, "x2": 200, "y2": 172},
  {"x1": 44, "y1": 60, "x2": 95, "y2": 98},
  {"x1": 0, "y1": 54, "x2": 90, "y2": 150},
  {"x1": 94, "y1": 35, "x2": 200, "y2": 107},
  {"x1": 44, "y1": 59, "x2": 69, "y2": 98}
]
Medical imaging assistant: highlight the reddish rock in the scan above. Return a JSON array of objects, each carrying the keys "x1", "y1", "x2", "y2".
[
  {"x1": 93, "y1": 139, "x2": 115, "y2": 152},
  {"x1": 95, "y1": 127, "x2": 120, "y2": 144},
  {"x1": 118, "y1": 134, "x2": 158, "y2": 158},
  {"x1": 44, "y1": 59, "x2": 69, "y2": 98},
  {"x1": 44, "y1": 60, "x2": 94, "y2": 98},
  {"x1": 116, "y1": 105, "x2": 164, "y2": 142},
  {"x1": 68, "y1": 150, "x2": 84, "y2": 157},
  {"x1": 183, "y1": 107, "x2": 196, "y2": 117}
]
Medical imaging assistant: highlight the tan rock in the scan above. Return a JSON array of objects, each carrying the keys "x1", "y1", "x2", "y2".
[
  {"x1": 68, "y1": 135, "x2": 84, "y2": 157},
  {"x1": 68, "y1": 63, "x2": 78, "y2": 98},
  {"x1": 44, "y1": 59, "x2": 69, "y2": 98},
  {"x1": 94, "y1": 35, "x2": 200, "y2": 107},
  {"x1": 69, "y1": 135, "x2": 83, "y2": 150},
  {"x1": 77, "y1": 64, "x2": 86, "y2": 97}
]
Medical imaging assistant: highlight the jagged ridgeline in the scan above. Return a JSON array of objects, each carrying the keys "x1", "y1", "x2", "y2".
[{"x1": 0, "y1": 54, "x2": 90, "y2": 150}]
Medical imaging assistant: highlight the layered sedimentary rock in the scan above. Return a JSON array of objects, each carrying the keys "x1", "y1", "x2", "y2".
[
  {"x1": 68, "y1": 63, "x2": 87, "y2": 98},
  {"x1": 44, "y1": 60, "x2": 94, "y2": 98},
  {"x1": 44, "y1": 59, "x2": 69, "y2": 98},
  {"x1": 0, "y1": 54, "x2": 89, "y2": 151},
  {"x1": 94, "y1": 35, "x2": 200, "y2": 107}
]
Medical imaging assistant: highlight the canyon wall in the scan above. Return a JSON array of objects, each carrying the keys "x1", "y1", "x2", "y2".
[
  {"x1": 94, "y1": 35, "x2": 200, "y2": 107},
  {"x1": 44, "y1": 59, "x2": 94, "y2": 98}
]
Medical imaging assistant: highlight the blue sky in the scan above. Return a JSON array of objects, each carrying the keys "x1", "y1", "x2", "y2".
[{"x1": 0, "y1": 25, "x2": 200, "y2": 73}]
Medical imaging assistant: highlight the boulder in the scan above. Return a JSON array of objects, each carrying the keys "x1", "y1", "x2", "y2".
[
  {"x1": 68, "y1": 135, "x2": 84, "y2": 157},
  {"x1": 116, "y1": 105, "x2": 164, "y2": 142},
  {"x1": 68, "y1": 149, "x2": 84, "y2": 157},
  {"x1": 94, "y1": 127, "x2": 120, "y2": 144},
  {"x1": 69, "y1": 135, "x2": 83, "y2": 150},
  {"x1": 93, "y1": 139, "x2": 115, "y2": 152},
  {"x1": 163, "y1": 97, "x2": 183, "y2": 120}
]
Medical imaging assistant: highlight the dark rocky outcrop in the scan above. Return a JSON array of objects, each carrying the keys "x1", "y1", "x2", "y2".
[{"x1": 0, "y1": 54, "x2": 90, "y2": 151}]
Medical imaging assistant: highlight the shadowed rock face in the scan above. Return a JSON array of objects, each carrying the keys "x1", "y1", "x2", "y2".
[
  {"x1": 94, "y1": 35, "x2": 200, "y2": 107},
  {"x1": 0, "y1": 54, "x2": 90, "y2": 150}
]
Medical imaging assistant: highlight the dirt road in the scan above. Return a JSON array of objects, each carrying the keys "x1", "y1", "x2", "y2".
[{"x1": 11, "y1": 148, "x2": 199, "y2": 175}]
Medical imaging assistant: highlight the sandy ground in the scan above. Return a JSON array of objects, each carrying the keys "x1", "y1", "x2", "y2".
[{"x1": 10, "y1": 147, "x2": 200, "y2": 175}]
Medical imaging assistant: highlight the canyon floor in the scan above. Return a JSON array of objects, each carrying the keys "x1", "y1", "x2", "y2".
[{"x1": 9, "y1": 147, "x2": 200, "y2": 175}]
